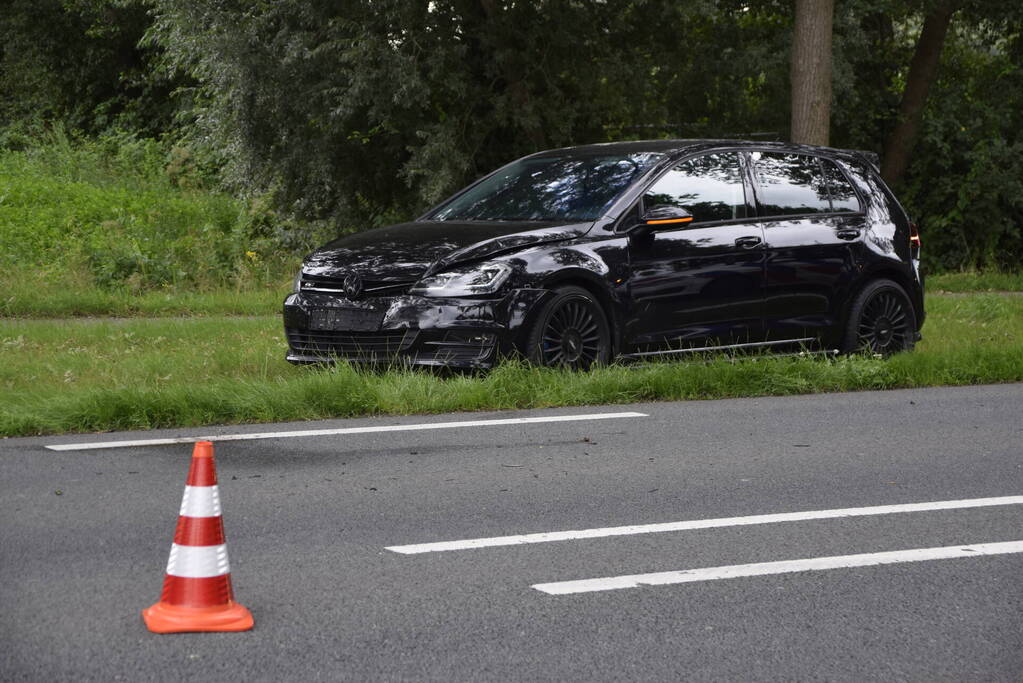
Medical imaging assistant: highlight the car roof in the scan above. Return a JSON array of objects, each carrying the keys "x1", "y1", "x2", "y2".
[{"x1": 530, "y1": 139, "x2": 870, "y2": 165}]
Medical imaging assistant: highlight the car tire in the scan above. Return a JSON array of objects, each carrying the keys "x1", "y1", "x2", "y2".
[
  {"x1": 840, "y1": 279, "x2": 917, "y2": 355},
  {"x1": 526, "y1": 286, "x2": 612, "y2": 369}
]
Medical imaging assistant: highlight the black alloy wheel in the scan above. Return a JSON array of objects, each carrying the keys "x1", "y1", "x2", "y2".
[
  {"x1": 527, "y1": 286, "x2": 612, "y2": 369},
  {"x1": 842, "y1": 279, "x2": 917, "y2": 355}
]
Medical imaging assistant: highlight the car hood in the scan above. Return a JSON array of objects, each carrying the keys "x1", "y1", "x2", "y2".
[{"x1": 302, "y1": 220, "x2": 591, "y2": 280}]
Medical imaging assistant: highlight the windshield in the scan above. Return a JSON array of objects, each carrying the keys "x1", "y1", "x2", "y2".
[{"x1": 429, "y1": 152, "x2": 664, "y2": 222}]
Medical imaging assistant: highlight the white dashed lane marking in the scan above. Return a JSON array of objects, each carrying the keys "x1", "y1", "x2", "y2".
[
  {"x1": 45, "y1": 411, "x2": 648, "y2": 451},
  {"x1": 386, "y1": 495, "x2": 1023, "y2": 554},
  {"x1": 531, "y1": 540, "x2": 1023, "y2": 594}
]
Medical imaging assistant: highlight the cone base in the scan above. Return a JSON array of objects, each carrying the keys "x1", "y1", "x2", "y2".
[{"x1": 142, "y1": 600, "x2": 254, "y2": 633}]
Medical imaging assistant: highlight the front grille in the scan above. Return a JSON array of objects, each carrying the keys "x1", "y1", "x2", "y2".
[
  {"x1": 300, "y1": 273, "x2": 417, "y2": 296},
  {"x1": 286, "y1": 329, "x2": 415, "y2": 361}
]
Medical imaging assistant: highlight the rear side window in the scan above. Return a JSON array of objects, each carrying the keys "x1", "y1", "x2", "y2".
[
  {"x1": 642, "y1": 152, "x2": 747, "y2": 223},
  {"x1": 822, "y1": 160, "x2": 861, "y2": 212},
  {"x1": 843, "y1": 159, "x2": 898, "y2": 226},
  {"x1": 752, "y1": 152, "x2": 831, "y2": 217}
]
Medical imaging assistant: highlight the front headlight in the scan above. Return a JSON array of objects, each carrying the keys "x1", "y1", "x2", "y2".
[
  {"x1": 292, "y1": 269, "x2": 303, "y2": 293},
  {"x1": 410, "y1": 261, "x2": 513, "y2": 297}
]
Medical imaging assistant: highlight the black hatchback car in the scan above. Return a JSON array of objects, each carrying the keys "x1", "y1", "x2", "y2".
[{"x1": 284, "y1": 140, "x2": 923, "y2": 369}]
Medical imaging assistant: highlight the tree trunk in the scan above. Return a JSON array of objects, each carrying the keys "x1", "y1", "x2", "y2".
[
  {"x1": 881, "y1": 1, "x2": 957, "y2": 186},
  {"x1": 790, "y1": 0, "x2": 834, "y2": 146}
]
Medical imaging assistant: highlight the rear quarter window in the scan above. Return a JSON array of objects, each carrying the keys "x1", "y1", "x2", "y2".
[
  {"x1": 840, "y1": 160, "x2": 896, "y2": 226},
  {"x1": 751, "y1": 152, "x2": 831, "y2": 217},
  {"x1": 821, "y1": 159, "x2": 861, "y2": 213}
]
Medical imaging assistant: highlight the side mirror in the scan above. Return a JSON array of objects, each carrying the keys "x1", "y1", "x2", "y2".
[
  {"x1": 629, "y1": 204, "x2": 694, "y2": 237},
  {"x1": 640, "y1": 204, "x2": 694, "y2": 227}
]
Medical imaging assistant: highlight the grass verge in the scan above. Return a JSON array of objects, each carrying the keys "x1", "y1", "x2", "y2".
[
  {"x1": 2, "y1": 294, "x2": 1021, "y2": 437},
  {"x1": 0, "y1": 131, "x2": 315, "y2": 317},
  {"x1": 0, "y1": 274, "x2": 288, "y2": 317},
  {"x1": 928, "y1": 270, "x2": 1023, "y2": 292}
]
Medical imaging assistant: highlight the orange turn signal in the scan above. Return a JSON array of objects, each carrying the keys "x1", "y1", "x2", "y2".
[{"x1": 646, "y1": 216, "x2": 694, "y2": 225}]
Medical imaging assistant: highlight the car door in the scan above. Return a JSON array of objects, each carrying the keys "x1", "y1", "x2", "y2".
[
  {"x1": 625, "y1": 150, "x2": 765, "y2": 351},
  {"x1": 749, "y1": 151, "x2": 866, "y2": 342}
]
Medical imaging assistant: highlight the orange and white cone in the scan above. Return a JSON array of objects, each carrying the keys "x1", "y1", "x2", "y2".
[{"x1": 142, "y1": 441, "x2": 253, "y2": 633}]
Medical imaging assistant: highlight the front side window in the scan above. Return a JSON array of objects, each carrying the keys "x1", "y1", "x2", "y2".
[
  {"x1": 642, "y1": 152, "x2": 748, "y2": 223},
  {"x1": 430, "y1": 152, "x2": 664, "y2": 223},
  {"x1": 752, "y1": 152, "x2": 831, "y2": 217}
]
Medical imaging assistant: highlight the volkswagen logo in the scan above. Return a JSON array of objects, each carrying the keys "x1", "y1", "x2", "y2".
[{"x1": 343, "y1": 273, "x2": 363, "y2": 299}]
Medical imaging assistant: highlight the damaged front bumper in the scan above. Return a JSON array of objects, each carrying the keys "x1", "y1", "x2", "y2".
[{"x1": 283, "y1": 289, "x2": 551, "y2": 368}]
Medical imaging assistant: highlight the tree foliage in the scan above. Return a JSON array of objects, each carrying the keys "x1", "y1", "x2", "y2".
[
  {"x1": 0, "y1": 0, "x2": 178, "y2": 139},
  {"x1": 899, "y1": 14, "x2": 1023, "y2": 270},
  {"x1": 145, "y1": 1, "x2": 717, "y2": 227}
]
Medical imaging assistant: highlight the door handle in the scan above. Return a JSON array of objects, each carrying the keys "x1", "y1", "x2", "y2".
[
  {"x1": 734, "y1": 236, "x2": 763, "y2": 249},
  {"x1": 836, "y1": 228, "x2": 861, "y2": 240}
]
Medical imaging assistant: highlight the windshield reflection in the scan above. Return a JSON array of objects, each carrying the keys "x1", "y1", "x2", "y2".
[{"x1": 430, "y1": 153, "x2": 663, "y2": 223}]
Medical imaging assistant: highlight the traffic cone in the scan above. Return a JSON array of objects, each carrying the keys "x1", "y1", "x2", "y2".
[{"x1": 142, "y1": 441, "x2": 253, "y2": 633}]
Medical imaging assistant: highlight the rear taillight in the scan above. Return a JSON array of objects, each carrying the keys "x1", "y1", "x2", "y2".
[{"x1": 909, "y1": 222, "x2": 921, "y2": 248}]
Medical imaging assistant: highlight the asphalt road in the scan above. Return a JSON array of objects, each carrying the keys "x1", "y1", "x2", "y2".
[{"x1": 2, "y1": 384, "x2": 1022, "y2": 681}]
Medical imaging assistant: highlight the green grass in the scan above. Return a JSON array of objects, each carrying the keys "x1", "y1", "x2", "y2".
[
  {"x1": 2, "y1": 294, "x2": 1021, "y2": 437},
  {"x1": 928, "y1": 270, "x2": 1023, "y2": 292},
  {"x1": 0, "y1": 131, "x2": 310, "y2": 314},
  {"x1": 0, "y1": 274, "x2": 288, "y2": 317}
]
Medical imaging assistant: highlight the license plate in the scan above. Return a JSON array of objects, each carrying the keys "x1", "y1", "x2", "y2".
[{"x1": 309, "y1": 308, "x2": 382, "y2": 332}]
